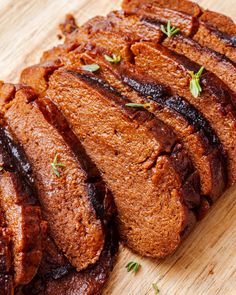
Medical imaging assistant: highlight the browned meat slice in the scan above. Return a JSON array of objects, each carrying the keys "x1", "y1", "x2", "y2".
[
  {"x1": 132, "y1": 42, "x2": 236, "y2": 185},
  {"x1": 122, "y1": 0, "x2": 236, "y2": 63},
  {"x1": 70, "y1": 50, "x2": 226, "y2": 202},
  {"x1": 1, "y1": 85, "x2": 113, "y2": 272},
  {"x1": 122, "y1": 0, "x2": 202, "y2": 17},
  {"x1": 122, "y1": 0, "x2": 199, "y2": 36},
  {"x1": 0, "y1": 120, "x2": 45, "y2": 286},
  {"x1": 163, "y1": 34, "x2": 236, "y2": 93},
  {"x1": 19, "y1": 220, "x2": 118, "y2": 295},
  {"x1": 0, "y1": 209, "x2": 13, "y2": 295},
  {"x1": 199, "y1": 10, "x2": 236, "y2": 36},
  {"x1": 193, "y1": 22, "x2": 236, "y2": 63},
  {"x1": 30, "y1": 61, "x2": 203, "y2": 258}
]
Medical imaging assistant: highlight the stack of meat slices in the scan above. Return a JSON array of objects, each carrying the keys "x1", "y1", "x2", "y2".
[{"x1": 0, "y1": 0, "x2": 235, "y2": 293}]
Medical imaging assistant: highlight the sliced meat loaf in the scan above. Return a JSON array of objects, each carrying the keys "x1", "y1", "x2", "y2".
[
  {"x1": 131, "y1": 42, "x2": 236, "y2": 184},
  {"x1": 122, "y1": 0, "x2": 236, "y2": 63},
  {"x1": 31, "y1": 63, "x2": 202, "y2": 258},
  {"x1": 80, "y1": 51, "x2": 226, "y2": 201},
  {"x1": 20, "y1": 218, "x2": 118, "y2": 295},
  {"x1": 0, "y1": 209, "x2": 13, "y2": 295},
  {"x1": 24, "y1": 22, "x2": 227, "y2": 202},
  {"x1": 0, "y1": 115, "x2": 45, "y2": 286},
  {"x1": 0, "y1": 85, "x2": 114, "y2": 272}
]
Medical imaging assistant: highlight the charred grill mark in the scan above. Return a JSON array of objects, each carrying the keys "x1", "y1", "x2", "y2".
[
  {"x1": 141, "y1": 16, "x2": 163, "y2": 28},
  {"x1": 35, "y1": 97, "x2": 112, "y2": 221},
  {"x1": 204, "y1": 23, "x2": 236, "y2": 47},
  {"x1": 0, "y1": 126, "x2": 38, "y2": 205},
  {"x1": 121, "y1": 75, "x2": 222, "y2": 146}
]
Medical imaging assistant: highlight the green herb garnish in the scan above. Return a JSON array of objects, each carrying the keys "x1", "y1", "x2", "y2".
[
  {"x1": 51, "y1": 153, "x2": 65, "y2": 177},
  {"x1": 161, "y1": 20, "x2": 180, "y2": 38},
  {"x1": 188, "y1": 66, "x2": 205, "y2": 98},
  {"x1": 126, "y1": 261, "x2": 141, "y2": 274},
  {"x1": 81, "y1": 64, "x2": 100, "y2": 72},
  {"x1": 125, "y1": 103, "x2": 151, "y2": 109},
  {"x1": 104, "y1": 54, "x2": 121, "y2": 64},
  {"x1": 152, "y1": 283, "x2": 160, "y2": 294},
  {"x1": 0, "y1": 166, "x2": 4, "y2": 171}
]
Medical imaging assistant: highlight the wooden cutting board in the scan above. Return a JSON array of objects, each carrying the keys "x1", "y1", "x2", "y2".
[{"x1": 0, "y1": 0, "x2": 235, "y2": 294}]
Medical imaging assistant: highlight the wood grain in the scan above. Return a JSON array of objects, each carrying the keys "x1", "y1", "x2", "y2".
[{"x1": 0, "y1": 0, "x2": 235, "y2": 294}]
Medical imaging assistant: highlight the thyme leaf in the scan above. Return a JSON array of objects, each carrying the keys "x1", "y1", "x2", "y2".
[
  {"x1": 81, "y1": 64, "x2": 100, "y2": 72},
  {"x1": 51, "y1": 153, "x2": 65, "y2": 178},
  {"x1": 104, "y1": 54, "x2": 121, "y2": 64},
  {"x1": 125, "y1": 103, "x2": 151, "y2": 109},
  {"x1": 125, "y1": 261, "x2": 141, "y2": 274},
  {"x1": 161, "y1": 20, "x2": 180, "y2": 38},
  {"x1": 188, "y1": 66, "x2": 205, "y2": 98},
  {"x1": 152, "y1": 283, "x2": 160, "y2": 294}
]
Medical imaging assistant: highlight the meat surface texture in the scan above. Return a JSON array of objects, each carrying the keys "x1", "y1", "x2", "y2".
[
  {"x1": 0, "y1": 102, "x2": 45, "y2": 289},
  {"x1": 39, "y1": 63, "x2": 202, "y2": 257},
  {"x1": 131, "y1": 43, "x2": 236, "y2": 185},
  {"x1": 0, "y1": 84, "x2": 116, "y2": 272},
  {"x1": 1, "y1": 84, "x2": 118, "y2": 293}
]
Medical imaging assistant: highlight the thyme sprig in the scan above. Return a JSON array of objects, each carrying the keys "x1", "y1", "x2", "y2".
[
  {"x1": 188, "y1": 66, "x2": 205, "y2": 98},
  {"x1": 51, "y1": 153, "x2": 65, "y2": 177},
  {"x1": 152, "y1": 283, "x2": 160, "y2": 294},
  {"x1": 104, "y1": 54, "x2": 121, "y2": 64},
  {"x1": 81, "y1": 64, "x2": 100, "y2": 72},
  {"x1": 161, "y1": 20, "x2": 180, "y2": 38},
  {"x1": 125, "y1": 103, "x2": 151, "y2": 109},
  {"x1": 126, "y1": 261, "x2": 141, "y2": 274}
]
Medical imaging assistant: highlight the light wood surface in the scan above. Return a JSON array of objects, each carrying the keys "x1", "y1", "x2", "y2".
[{"x1": 0, "y1": 1, "x2": 235, "y2": 294}]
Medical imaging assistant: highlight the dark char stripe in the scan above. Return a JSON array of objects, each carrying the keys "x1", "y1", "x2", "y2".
[
  {"x1": 121, "y1": 74, "x2": 221, "y2": 146},
  {"x1": 0, "y1": 125, "x2": 38, "y2": 205}
]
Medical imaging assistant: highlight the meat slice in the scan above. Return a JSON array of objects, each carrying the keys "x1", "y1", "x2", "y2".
[
  {"x1": 0, "y1": 118, "x2": 45, "y2": 286},
  {"x1": 31, "y1": 62, "x2": 203, "y2": 258},
  {"x1": 163, "y1": 34, "x2": 236, "y2": 93},
  {"x1": 199, "y1": 10, "x2": 236, "y2": 36},
  {"x1": 1, "y1": 85, "x2": 114, "y2": 272},
  {"x1": 122, "y1": 0, "x2": 199, "y2": 36},
  {"x1": 19, "y1": 217, "x2": 118, "y2": 295},
  {"x1": 193, "y1": 21, "x2": 236, "y2": 63},
  {"x1": 123, "y1": 0, "x2": 202, "y2": 17},
  {"x1": 132, "y1": 42, "x2": 236, "y2": 185},
  {"x1": 122, "y1": 0, "x2": 236, "y2": 63},
  {"x1": 0, "y1": 209, "x2": 13, "y2": 295}
]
